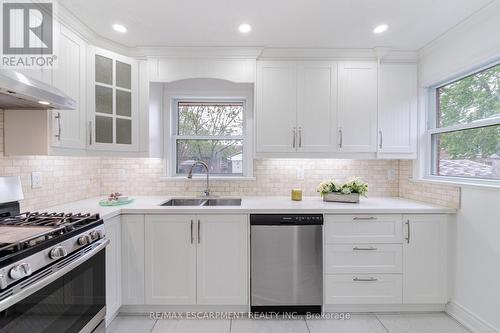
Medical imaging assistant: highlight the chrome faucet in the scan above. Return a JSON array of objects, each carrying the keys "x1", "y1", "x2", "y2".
[{"x1": 187, "y1": 160, "x2": 211, "y2": 197}]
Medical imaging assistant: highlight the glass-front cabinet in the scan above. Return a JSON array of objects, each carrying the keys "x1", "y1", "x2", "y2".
[{"x1": 88, "y1": 47, "x2": 138, "y2": 151}]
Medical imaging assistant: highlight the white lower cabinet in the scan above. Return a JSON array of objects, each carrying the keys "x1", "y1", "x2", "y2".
[
  {"x1": 325, "y1": 274, "x2": 402, "y2": 304},
  {"x1": 324, "y1": 214, "x2": 447, "y2": 307},
  {"x1": 145, "y1": 215, "x2": 197, "y2": 304},
  {"x1": 196, "y1": 215, "x2": 248, "y2": 305},
  {"x1": 403, "y1": 215, "x2": 447, "y2": 304},
  {"x1": 121, "y1": 215, "x2": 145, "y2": 305},
  {"x1": 104, "y1": 216, "x2": 122, "y2": 323},
  {"x1": 144, "y1": 214, "x2": 248, "y2": 306},
  {"x1": 325, "y1": 244, "x2": 402, "y2": 274}
]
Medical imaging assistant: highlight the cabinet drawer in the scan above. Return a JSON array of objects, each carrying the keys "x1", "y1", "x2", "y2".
[
  {"x1": 325, "y1": 244, "x2": 402, "y2": 274},
  {"x1": 325, "y1": 215, "x2": 403, "y2": 244},
  {"x1": 325, "y1": 274, "x2": 402, "y2": 304}
]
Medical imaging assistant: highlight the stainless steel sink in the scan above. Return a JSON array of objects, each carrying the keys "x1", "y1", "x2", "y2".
[
  {"x1": 160, "y1": 198, "x2": 242, "y2": 207},
  {"x1": 160, "y1": 198, "x2": 207, "y2": 206},
  {"x1": 203, "y1": 198, "x2": 242, "y2": 206}
]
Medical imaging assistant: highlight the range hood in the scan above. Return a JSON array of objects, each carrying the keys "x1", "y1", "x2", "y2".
[{"x1": 0, "y1": 69, "x2": 76, "y2": 110}]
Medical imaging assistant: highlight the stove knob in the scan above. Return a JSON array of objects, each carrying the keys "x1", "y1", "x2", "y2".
[
  {"x1": 9, "y1": 263, "x2": 32, "y2": 280},
  {"x1": 0, "y1": 274, "x2": 7, "y2": 289},
  {"x1": 49, "y1": 246, "x2": 68, "y2": 260},
  {"x1": 90, "y1": 230, "x2": 105, "y2": 240},
  {"x1": 77, "y1": 234, "x2": 92, "y2": 246}
]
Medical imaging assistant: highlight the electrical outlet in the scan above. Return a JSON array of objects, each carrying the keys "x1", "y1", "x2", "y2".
[
  {"x1": 296, "y1": 167, "x2": 305, "y2": 180},
  {"x1": 31, "y1": 171, "x2": 42, "y2": 188},
  {"x1": 118, "y1": 169, "x2": 127, "y2": 181},
  {"x1": 387, "y1": 169, "x2": 396, "y2": 181}
]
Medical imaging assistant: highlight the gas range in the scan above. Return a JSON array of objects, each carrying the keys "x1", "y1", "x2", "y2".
[
  {"x1": 0, "y1": 211, "x2": 105, "y2": 290},
  {"x1": 0, "y1": 176, "x2": 107, "y2": 333}
]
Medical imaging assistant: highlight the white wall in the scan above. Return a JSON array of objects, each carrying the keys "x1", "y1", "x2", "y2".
[{"x1": 418, "y1": 2, "x2": 500, "y2": 332}]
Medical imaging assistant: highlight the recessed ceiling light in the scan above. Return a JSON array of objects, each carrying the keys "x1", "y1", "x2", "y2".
[
  {"x1": 38, "y1": 101, "x2": 50, "y2": 105},
  {"x1": 112, "y1": 24, "x2": 127, "y2": 33},
  {"x1": 373, "y1": 24, "x2": 388, "y2": 34},
  {"x1": 238, "y1": 23, "x2": 252, "y2": 34}
]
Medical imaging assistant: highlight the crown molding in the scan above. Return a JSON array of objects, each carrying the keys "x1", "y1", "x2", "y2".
[
  {"x1": 135, "y1": 47, "x2": 264, "y2": 59},
  {"x1": 418, "y1": 0, "x2": 499, "y2": 59}
]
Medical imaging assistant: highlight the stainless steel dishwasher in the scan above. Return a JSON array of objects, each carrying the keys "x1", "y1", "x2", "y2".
[{"x1": 250, "y1": 214, "x2": 323, "y2": 314}]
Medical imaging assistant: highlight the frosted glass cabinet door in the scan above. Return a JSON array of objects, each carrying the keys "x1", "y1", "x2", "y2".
[{"x1": 90, "y1": 48, "x2": 137, "y2": 150}]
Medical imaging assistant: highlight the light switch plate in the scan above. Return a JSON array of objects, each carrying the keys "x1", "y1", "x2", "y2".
[
  {"x1": 296, "y1": 167, "x2": 305, "y2": 180},
  {"x1": 31, "y1": 171, "x2": 42, "y2": 188}
]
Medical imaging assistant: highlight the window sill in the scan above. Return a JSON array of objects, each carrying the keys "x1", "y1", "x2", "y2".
[
  {"x1": 413, "y1": 176, "x2": 500, "y2": 191},
  {"x1": 160, "y1": 176, "x2": 256, "y2": 182}
]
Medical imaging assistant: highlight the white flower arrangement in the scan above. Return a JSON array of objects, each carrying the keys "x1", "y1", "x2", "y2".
[{"x1": 316, "y1": 177, "x2": 369, "y2": 197}]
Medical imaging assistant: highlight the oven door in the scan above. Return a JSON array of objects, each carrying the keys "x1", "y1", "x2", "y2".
[{"x1": 0, "y1": 239, "x2": 108, "y2": 333}]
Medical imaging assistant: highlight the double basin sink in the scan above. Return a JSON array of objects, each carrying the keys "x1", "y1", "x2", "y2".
[{"x1": 161, "y1": 198, "x2": 242, "y2": 207}]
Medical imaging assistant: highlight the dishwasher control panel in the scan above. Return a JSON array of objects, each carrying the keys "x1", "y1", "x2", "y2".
[{"x1": 250, "y1": 214, "x2": 323, "y2": 225}]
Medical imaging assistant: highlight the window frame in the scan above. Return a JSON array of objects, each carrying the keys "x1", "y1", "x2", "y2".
[
  {"x1": 423, "y1": 61, "x2": 500, "y2": 187},
  {"x1": 168, "y1": 97, "x2": 252, "y2": 178}
]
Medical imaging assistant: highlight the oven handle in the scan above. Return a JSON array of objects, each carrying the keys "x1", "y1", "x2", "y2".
[{"x1": 0, "y1": 239, "x2": 109, "y2": 312}]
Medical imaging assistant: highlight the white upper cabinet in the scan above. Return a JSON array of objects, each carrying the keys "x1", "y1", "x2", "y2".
[
  {"x1": 296, "y1": 62, "x2": 338, "y2": 152},
  {"x1": 256, "y1": 61, "x2": 297, "y2": 153},
  {"x1": 403, "y1": 215, "x2": 447, "y2": 304},
  {"x1": 378, "y1": 63, "x2": 418, "y2": 157},
  {"x1": 51, "y1": 24, "x2": 87, "y2": 150},
  {"x1": 256, "y1": 61, "x2": 337, "y2": 154},
  {"x1": 88, "y1": 47, "x2": 139, "y2": 152},
  {"x1": 338, "y1": 62, "x2": 378, "y2": 153}
]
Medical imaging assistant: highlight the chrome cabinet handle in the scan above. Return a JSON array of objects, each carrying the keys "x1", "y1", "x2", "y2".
[
  {"x1": 298, "y1": 127, "x2": 302, "y2": 148},
  {"x1": 197, "y1": 219, "x2": 201, "y2": 244},
  {"x1": 353, "y1": 277, "x2": 378, "y2": 282},
  {"x1": 405, "y1": 220, "x2": 411, "y2": 243},
  {"x1": 190, "y1": 219, "x2": 194, "y2": 244},
  {"x1": 338, "y1": 128, "x2": 343, "y2": 148},
  {"x1": 353, "y1": 246, "x2": 378, "y2": 251},
  {"x1": 379, "y1": 130, "x2": 383, "y2": 149},
  {"x1": 353, "y1": 216, "x2": 377, "y2": 221},
  {"x1": 292, "y1": 127, "x2": 296, "y2": 148},
  {"x1": 55, "y1": 112, "x2": 62, "y2": 141},
  {"x1": 88, "y1": 121, "x2": 93, "y2": 145}
]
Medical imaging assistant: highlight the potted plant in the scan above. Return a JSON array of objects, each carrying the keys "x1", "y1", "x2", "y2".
[{"x1": 316, "y1": 177, "x2": 368, "y2": 203}]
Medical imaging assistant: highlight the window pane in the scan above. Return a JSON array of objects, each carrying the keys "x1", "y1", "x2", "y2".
[
  {"x1": 95, "y1": 55, "x2": 113, "y2": 85},
  {"x1": 177, "y1": 102, "x2": 243, "y2": 136},
  {"x1": 96, "y1": 86, "x2": 113, "y2": 114},
  {"x1": 437, "y1": 64, "x2": 500, "y2": 128},
  {"x1": 95, "y1": 115, "x2": 113, "y2": 144},
  {"x1": 432, "y1": 125, "x2": 500, "y2": 180},
  {"x1": 116, "y1": 61, "x2": 131, "y2": 89},
  {"x1": 116, "y1": 118, "x2": 132, "y2": 144},
  {"x1": 176, "y1": 139, "x2": 243, "y2": 175},
  {"x1": 116, "y1": 90, "x2": 131, "y2": 117}
]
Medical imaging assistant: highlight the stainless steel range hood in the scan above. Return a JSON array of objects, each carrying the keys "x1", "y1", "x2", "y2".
[{"x1": 0, "y1": 69, "x2": 76, "y2": 110}]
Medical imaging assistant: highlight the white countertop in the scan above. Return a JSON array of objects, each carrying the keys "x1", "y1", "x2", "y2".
[{"x1": 42, "y1": 196, "x2": 456, "y2": 220}]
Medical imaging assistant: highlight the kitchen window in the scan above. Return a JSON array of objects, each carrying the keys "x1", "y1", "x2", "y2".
[
  {"x1": 428, "y1": 63, "x2": 500, "y2": 184},
  {"x1": 172, "y1": 100, "x2": 247, "y2": 177}
]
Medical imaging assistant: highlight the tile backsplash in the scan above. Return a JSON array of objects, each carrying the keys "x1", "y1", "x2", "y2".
[
  {"x1": 100, "y1": 158, "x2": 399, "y2": 197},
  {"x1": 0, "y1": 110, "x2": 460, "y2": 211},
  {"x1": 399, "y1": 160, "x2": 460, "y2": 208}
]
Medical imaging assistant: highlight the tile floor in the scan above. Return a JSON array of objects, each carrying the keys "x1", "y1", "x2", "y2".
[{"x1": 107, "y1": 312, "x2": 471, "y2": 333}]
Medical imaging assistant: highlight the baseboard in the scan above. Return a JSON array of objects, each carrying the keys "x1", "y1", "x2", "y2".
[
  {"x1": 445, "y1": 301, "x2": 499, "y2": 333},
  {"x1": 120, "y1": 304, "x2": 250, "y2": 315},
  {"x1": 323, "y1": 304, "x2": 445, "y2": 313}
]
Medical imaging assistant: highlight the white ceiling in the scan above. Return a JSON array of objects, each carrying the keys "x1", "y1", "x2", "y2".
[{"x1": 61, "y1": 0, "x2": 494, "y2": 50}]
